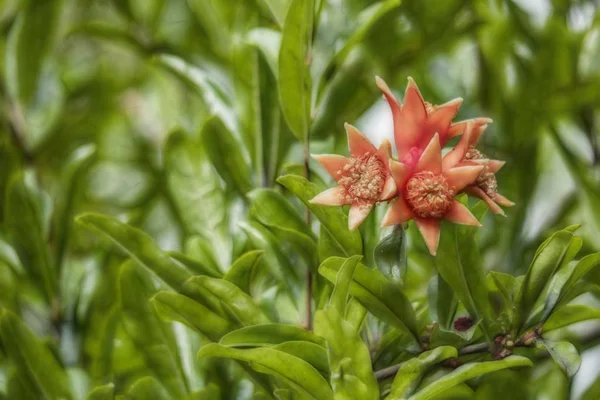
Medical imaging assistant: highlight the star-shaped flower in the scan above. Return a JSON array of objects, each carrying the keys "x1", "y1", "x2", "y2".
[
  {"x1": 310, "y1": 123, "x2": 396, "y2": 230},
  {"x1": 449, "y1": 121, "x2": 515, "y2": 215},
  {"x1": 381, "y1": 128, "x2": 484, "y2": 255},
  {"x1": 376, "y1": 76, "x2": 491, "y2": 168}
]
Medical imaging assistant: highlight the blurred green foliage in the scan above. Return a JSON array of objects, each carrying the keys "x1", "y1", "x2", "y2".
[{"x1": 2, "y1": 0, "x2": 600, "y2": 399}]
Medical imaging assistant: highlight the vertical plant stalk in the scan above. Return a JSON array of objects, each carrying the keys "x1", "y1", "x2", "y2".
[{"x1": 304, "y1": 138, "x2": 313, "y2": 330}]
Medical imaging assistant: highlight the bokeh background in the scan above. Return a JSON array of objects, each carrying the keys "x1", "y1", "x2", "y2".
[{"x1": 2, "y1": 0, "x2": 600, "y2": 398}]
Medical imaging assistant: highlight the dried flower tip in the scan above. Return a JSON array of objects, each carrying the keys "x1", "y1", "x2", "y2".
[
  {"x1": 405, "y1": 171, "x2": 454, "y2": 218},
  {"x1": 337, "y1": 153, "x2": 386, "y2": 205},
  {"x1": 424, "y1": 101, "x2": 437, "y2": 114},
  {"x1": 464, "y1": 147, "x2": 498, "y2": 197}
]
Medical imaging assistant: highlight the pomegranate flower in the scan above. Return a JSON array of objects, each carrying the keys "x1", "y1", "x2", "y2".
[
  {"x1": 452, "y1": 122, "x2": 514, "y2": 215},
  {"x1": 310, "y1": 123, "x2": 396, "y2": 231},
  {"x1": 375, "y1": 76, "x2": 491, "y2": 168},
  {"x1": 381, "y1": 130, "x2": 485, "y2": 255}
]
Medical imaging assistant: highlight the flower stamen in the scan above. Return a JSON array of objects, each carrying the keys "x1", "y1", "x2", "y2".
[
  {"x1": 464, "y1": 147, "x2": 498, "y2": 197},
  {"x1": 405, "y1": 171, "x2": 454, "y2": 218},
  {"x1": 337, "y1": 153, "x2": 386, "y2": 205}
]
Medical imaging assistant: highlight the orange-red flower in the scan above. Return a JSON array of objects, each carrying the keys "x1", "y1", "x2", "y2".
[
  {"x1": 310, "y1": 123, "x2": 396, "y2": 230},
  {"x1": 376, "y1": 76, "x2": 491, "y2": 168},
  {"x1": 451, "y1": 121, "x2": 514, "y2": 215},
  {"x1": 381, "y1": 125, "x2": 485, "y2": 255}
]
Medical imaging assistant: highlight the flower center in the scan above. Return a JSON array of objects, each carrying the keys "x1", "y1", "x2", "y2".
[
  {"x1": 464, "y1": 147, "x2": 498, "y2": 198},
  {"x1": 404, "y1": 171, "x2": 454, "y2": 218},
  {"x1": 338, "y1": 153, "x2": 386, "y2": 205}
]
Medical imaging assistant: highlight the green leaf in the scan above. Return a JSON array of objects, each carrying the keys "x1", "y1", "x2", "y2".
[
  {"x1": 541, "y1": 252, "x2": 600, "y2": 321},
  {"x1": 119, "y1": 263, "x2": 188, "y2": 398},
  {"x1": 428, "y1": 275, "x2": 457, "y2": 330},
  {"x1": 124, "y1": 377, "x2": 170, "y2": 400},
  {"x1": 167, "y1": 252, "x2": 222, "y2": 279},
  {"x1": 185, "y1": 276, "x2": 270, "y2": 326},
  {"x1": 260, "y1": 0, "x2": 289, "y2": 27},
  {"x1": 374, "y1": 226, "x2": 407, "y2": 284},
  {"x1": 487, "y1": 271, "x2": 520, "y2": 322},
  {"x1": 5, "y1": 174, "x2": 56, "y2": 301},
  {"x1": 543, "y1": 304, "x2": 600, "y2": 332},
  {"x1": 318, "y1": 257, "x2": 419, "y2": 344},
  {"x1": 76, "y1": 213, "x2": 191, "y2": 292},
  {"x1": 0, "y1": 310, "x2": 73, "y2": 400},
  {"x1": 278, "y1": 0, "x2": 313, "y2": 141},
  {"x1": 164, "y1": 130, "x2": 231, "y2": 268},
  {"x1": 249, "y1": 188, "x2": 313, "y2": 237},
  {"x1": 151, "y1": 291, "x2": 231, "y2": 342},
  {"x1": 385, "y1": 346, "x2": 458, "y2": 400},
  {"x1": 435, "y1": 221, "x2": 495, "y2": 340},
  {"x1": 273, "y1": 341, "x2": 329, "y2": 378},
  {"x1": 514, "y1": 229, "x2": 577, "y2": 332},
  {"x1": 278, "y1": 175, "x2": 362, "y2": 256},
  {"x1": 86, "y1": 383, "x2": 115, "y2": 400},
  {"x1": 6, "y1": 0, "x2": 65, "y2": 149},
  {"x1": 225, "y1": 250, "x2": 265, "y2": 294},
  {"x1": 220, "y1": 324, "x2": 325, "y2": 347},
  {"x1": 198, "y1": 344, "x2": 333, "y2": 400},
  {"x1": 330, "y1": 255, "x2": 362, "y2": 312},
  {"x1": 408, "y1": 356, "x2": 533, "y2": 400},
  {"x1": 581, "y1": 375, "x2": 600, "y2": 400},
  {"x1": 200, "y1": 116, "x2": 253, "y2": 194},
  {"x1": 537, "y1": 339, "x2": 581, "y2": 377},
  {"x1": 248, "y1": 28, "x2": 281, "y2": 78}
]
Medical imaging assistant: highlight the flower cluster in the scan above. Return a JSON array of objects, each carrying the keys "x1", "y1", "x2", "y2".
[{"x1": 310, "y1": 77, "x2": 513, "y2": 255}]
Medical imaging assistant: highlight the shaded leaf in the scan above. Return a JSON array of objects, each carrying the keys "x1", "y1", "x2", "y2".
[
  {"x1": 374, "y1": 226, "x2": 407, "y2": 284},
  {"x1": 224, "y1": 250, "x2": 265, "y2": 294},
  {"x1": 220, "y1": 324, "x2": 325, "y2": 347},
  {"x1": 537, "y1": 339, "x2": 581, "y2": 377},
  {"x1": 543, "y1": 304, "x2": 600, "y2": 332},
  {"x1": 86, "y1": 383, "x2": 115, "y2": 400}
]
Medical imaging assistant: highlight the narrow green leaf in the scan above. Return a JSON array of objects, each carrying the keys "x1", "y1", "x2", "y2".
[
  {"x1": 278, "y1": 174, "x2": 362, "y2": 255},
  {"x1": 374, "y1": 226, "x2": 407, "y2": 284},
  {"x1": 409, "y1": 356, "x2": 533, "y2": 400},
  {"x1": 435, "y1": 220, "x2": 495, "y2": 340},
  {"x1": 260, "y1": 0, "x2": 289, "y2": 27},
  {"x1": 6, "y1": 0, "x2": 65, "y2": 149},
  {"x1": 428, "y1": 275, "x2": 457, "y2": 330},
  {"x1": 514, "y1": 229, "x2": 576, "y2": 331},
  {"x1": 124, "y1": 377, "x2": 170, "y2": 400},
  {"x1": 76, "y1": 213, "x2": 191, "y2": 292},
  {"x1": 330, "y1": 256, "x2": 362, "y2": 312},
  {"x1": 119, "y1": 263, "x2": 188, "y2": 398},
  {"x1": 151, "y1": 291, "x2": 231, "y2": 342},
  {"x1": 249, "y1": 188, "x2": 313, "y2": 237},
  {"x1": 200, "y1": 116, "x2": 253, "y2": 194},
  {"x1": 198, "y1": 344, "x2": 333, "y2": 400},
  {"x1": 5, "y1": 174, "x2": 56, "y2": 301},
  {"x1": 164, "y1": 130, "x2": 231, "y2": 267},
  {"x1": 86, "y1": 383, "x2": 115, "y2": 400},
  {"x1": 537, "y1": 339, "x2": 581, "y2": 377},
  {"x1": 543, "y1": 304, "x2": 600, "y2": 332},
  {"x1": 581, "y1": 375, "x2": 600, "y2": 400},
  {"x1": 278, "y1": 0, "x2": 313, "y2": 141},
  {"x1": 319, "y1": 257, "x2": 418, "y2": 343},
  {"x1": 167, "y1": 252, "x2": 222, "y2": 279},
  {"x1": 385, "y1": 346, "x2": 457, "y2": 400},
  {"x1": 185, "y1": 276, "x2": 270, "y2": 326},
  {"x1": 248, "y1": 28, "x2": 281, "y2": 78},
  {"x1": 220, "y1": 324, "x2": 325, "y2": 347},
  {"x1": 273, "y1": 341, "x2": 329, "y2": 377},
  {"x1": 0, "y1": 310, "x2": 73, "y2": 399},
  {"x1": 542, "y1": 253, "x2": 600, "y2": 321},
  {"x1": 225, "y1": 250, "x2": 265, "y2": 294}
]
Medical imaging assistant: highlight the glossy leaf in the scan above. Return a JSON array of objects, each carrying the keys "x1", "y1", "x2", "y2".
[
  {"x1": 543, "y1": 304, "x2": 600, "y2": 332},
  {"x1": 248, "y1": 188, "x2": 313, "y2": 237},
  {"x1": 514, "y1": 229, "x2": 577, "y2": 331},
  {"x1": 200, "y1": 116, "x2": 253, "y2": 194},
  {"x1": 164, "y1": 130, "x2": 231, "y2": 268},
  {"x1": 428, "y1": 275, "x2": 457, "y2": 330},
  {"x1": 319, "y1": 256, "x2": 419, "y2": 343},
  {"x1": 185, "y1": 276, "x2": 270, "y2": 326},
  {"x1": 537, "y1": 339, "x2": 581, "y2": 377},
  {"x1": 151, "y1": 291, "x2": 231, "y2": 341},
  {"x1": 278, "y1": 0, "x2": 313, "y2": 141},
  {"x1": 76, "y1": 213, "x2": 191, "y2": 292},
  {"x1": 374, "y1": 226, "x2": 407, "y2": 284},
  {"x1": 409, "y1": 356, "x2": 533, "y2": 400},
  {"x1": 0, "y1": 310, "x2": 73, "y2": 399},
  {"x1": 5, "y1": 174, "x2": 56, "y2": 301},
  {"x1": 273, "y1": 341, "x2": 329, "y2": 377},
  {"x1": 386, "y1": 346, "x2": 458, "y2": 400},
  {"x1": 278, "y1": 174, "x2": 362, "y2": 256},
  {"x1": 224, "y1": 250, "x2": 265, "y2": 294},
  {"x1": 198, "y1": 344, "x2": 334, "y2": 400},
  {"x1": 248, "y1": 28, "x2": 281, "y2": 78},
  {"x1": 86, "y1": 383, "x2": 115, "y2": 400},
  {"x1": 435, "y1": 220, "x2": 495, "y2": 340},
  {"x1": 220, "y1": 324, "x2": 325, "y2": 347},
  {"x1": 125, "y1": 377, "x2": 170, "y2": 400}
]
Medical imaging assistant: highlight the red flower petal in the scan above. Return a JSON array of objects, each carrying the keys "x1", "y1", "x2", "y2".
[
  {"x1": 414, "y1": 217, "x2": 441, "y2": 256},
  {"x1": 309, "y1": 186, "x2": 348, "y2": 206},
  {"x1": 445, "y1": 165, "x2": 485, "y2": 193},
  {"x1": 414, "y1": 133, "x2": 442, "y2": 174},
  {"x1": 348, "y1": 204, "x2": 373, "y2": 231},
  {"x1": 311, "y1": 154, "x2": 348, "y2": 181},
  {"x1": 345, "y1": 123, "x2": 377, "y2": 157},
  {"x1": 445, "y1": 201, "x2": 481, "y2": 226},
  {"x1": 381, "y1": 196, "x2": 413, "y2": 226}
]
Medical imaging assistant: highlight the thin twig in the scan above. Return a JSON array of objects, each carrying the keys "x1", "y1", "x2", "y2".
[
  {"x1": 458, "y1": 342, "x2": 490, "y2": 356},
  {"x1": 304, "y1": 138, "x2": 313, "y2": 330}
]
